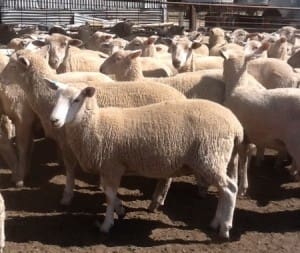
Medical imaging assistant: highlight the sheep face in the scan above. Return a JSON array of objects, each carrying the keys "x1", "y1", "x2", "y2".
[
  {"x1": 125, "y1": 37, "x2": 147, "y2": 51},
  {"x1": 45, "y1": 33, "x2": 82, "y2": 69},
  {"x1": 100, "y1": 50, "x2": 141, "y2": 75},
  {"x1": 168, "y1": 37, "x2": 202, "y2": 69},
  {"x1": 46, "y1": 80, "x2": 95, "y2": 127},
  {"x1": 99, "y1": 38, "x2": 128, "y2": 55}
]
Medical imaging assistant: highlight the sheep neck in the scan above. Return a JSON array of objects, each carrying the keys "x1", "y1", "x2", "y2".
[
  {"x1": 179, "y1": 52, "x2": 194, "y2": 73},
  {"x1": 66, "y1": 102, "x2": 111, "y2": 173},
  {"x1": 117, "y1": 58, "x2": 144, "y2": 81},
  {"x1": 223, "y1": 60, "x2": 249, "y2": 97}
]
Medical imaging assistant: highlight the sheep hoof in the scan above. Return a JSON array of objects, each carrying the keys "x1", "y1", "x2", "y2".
[
  {"x1": 116, "y1": 206, "x2": 126, "y2": 219},
  {"x1": 60, "y1": 193, "x2": 73, "y2": 206},
  {"x1": 15, "y1": 180, "x2": 24, "y2": 188},
  {"x1": 219, "y1": 227, "x2": 230, "y2": 239},
  {"x1": 210, "y1": 217, "x2": 219, "y2": 230},
  {"x1": 96, "y1": 221, "x2": 113, "y2": 234},
  {"x1": 148, "y1": 201, "x2": 159, "y2": 212}
]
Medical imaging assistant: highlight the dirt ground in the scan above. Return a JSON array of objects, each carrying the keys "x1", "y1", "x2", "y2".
[{"x1": 0, "y1": 139, "x2": 299, "y2": 253}]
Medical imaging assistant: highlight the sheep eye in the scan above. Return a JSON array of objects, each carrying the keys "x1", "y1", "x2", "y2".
[
  {"x1": 73, "y1": 98, "x2": 80, "y2": 103},
  {"x1": 61, "y1": 42, "x2": 67, "y2": 47},
  {"x1": 115, "y1": 57, "x2": 122, "y2": 62}
]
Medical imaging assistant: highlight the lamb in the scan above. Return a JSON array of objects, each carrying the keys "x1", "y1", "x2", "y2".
[
  {"x1": 0, "y1": 45, "x2": 113, "y2": 188},
  {"x1": 84, "y1": 31, "x2": 115, "y2": 51},
  {"x1": 36, "y1": 33, "x2": 107, "y2": 73},
  {"x1": 221, "y1": 42, "x2": 300, "y2": 195},
  {"x1": 0, "y1": 193, "x2": 5, "y2": 253},
  {"x1": 98, "y1": 37, "x2": 128, "y2": 56},
  {"x1": 100, "y1": 49, "x2": 225, "y2": 103},
  {"x1": 247, "y1": 57, "x2": 300, "y2": 89},
  {"x1": 10, "y1": 48, "x2": 186, "y2": 206},
  {"x1": 208, "y1": 27, "x2": 243, "y2": 57},
  {"x1": 166, "y1": 36, "x2": 224, "y2": 72},
  {"x1": 48, "y1": 81, "x2": 244, "y2": 239}
]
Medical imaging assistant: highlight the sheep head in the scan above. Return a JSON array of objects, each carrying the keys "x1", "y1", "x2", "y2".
[
  {"x1": 166, "y1": 36, "x2": 202, "y2": 69},
  {"x1": 36, "y1": 33, "x2": 83, "y2": 70},
  {"x1": 46, "y1": 79, "x2": 96, "y2": 128},
  {"x1": 100, "y1": 49, "x2": 141, "y2": 76}
]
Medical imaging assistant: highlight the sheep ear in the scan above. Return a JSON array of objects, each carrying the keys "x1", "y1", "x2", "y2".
[
  {"x1": 220, "y1": 49, "x2": 229, "y2": 60},
  {"x1": 68, "y1": 39, "x2": 83, "y2": 47},
  {"x1": 128, "y1": 50, "x2": 142, "y2": 59},
  {"x1": 18, "y1": 56, "x2": 30, "y2": 68},
  {"x1": 32, "y1": 40, "x2": 46, "y2": 47},
  {"x1": 44, "y1": 78, "x2": 66, "y2": 90},
  {"x1": 191, "y1": 40, "x2": 202, "y2": 49},
  {"x1": 82, "y1": 87, "x2": 96, "y2": 98}
]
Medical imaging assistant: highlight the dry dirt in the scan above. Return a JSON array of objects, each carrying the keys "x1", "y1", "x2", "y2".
[{"x1": 0, "y1": 139, "x2": 299, "y2": 253}]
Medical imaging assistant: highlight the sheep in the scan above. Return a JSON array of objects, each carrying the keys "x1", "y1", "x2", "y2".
[
  {"x1": 100, "y1": 49, "x2": 225, "y2": 103},
  {"x1": 221, "y1": 42, "x2": 300, "y2": 195},
  {"x1": 47, "y1": 81, "x2": 244, "y2": 239},
  {"x1": 98, "y1": 37, "x2": 128, "y2": 56},
  {"x1": 166, "y1": 37, "x2": 224, "y2": 73},
  {"x1": 209, "y1": 27, "x2": 243, "y2": 57},
  {"x1": 10, "y1": 48, "x2": 186, "y2": 206},
  {"x1": 0, "y1": 193, "x2": 5, "y2": 253},
  {"x1": 267, "y1": 37, "x2": 288, "y2": 60},
  {"x1": 247, "y1": 57, "x2": 300, "y2": 89},
  {"x1": 36, "y1": 33, "x2": 107, "y2": 73},
  {"x1": 226, "y1": 28, "x2": 249, "y2": 46},
  {"x1": 84, "y1": 31, "x2": 115, "y2": 51}
]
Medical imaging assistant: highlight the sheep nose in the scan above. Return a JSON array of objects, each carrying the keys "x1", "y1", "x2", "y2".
[
  {"x1": 50, "y1": 118, "x2": 59, "y2": 125},
  {"x1": 172, "y1": 59, "x2": 181, "y2": 68}
]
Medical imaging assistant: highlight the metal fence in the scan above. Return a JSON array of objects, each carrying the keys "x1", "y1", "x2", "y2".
[
  {"x1": 0, "y1": 0, "x2": 166, "y2": 25},
  {"x1": 167, "y1": 1, "x2": 300, "y2": 32}
]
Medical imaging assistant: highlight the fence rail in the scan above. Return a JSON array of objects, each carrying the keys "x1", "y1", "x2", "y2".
[{"x1": 1, "y1": 0, "x2": 165, "y2": 10}]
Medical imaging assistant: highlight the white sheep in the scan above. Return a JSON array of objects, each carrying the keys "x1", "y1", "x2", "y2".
[
  {"x1": 11, "y1": 48, "x2": 186, "y2": 206},
  {"x1": 166, "y1": 37, "x2": 224, "y2": 73},
  {"x1": 36, "y1": 33, "x2": 107, "y2": 73},
  {"x1": 221, "y1": 42, "x2": 300, "y2": 195},
  {"x1": 84, "y1": 31, "x2": 115, "y2": 51},
  {"x1": 247, "y1": 57, "x2": 300, "y2": 89},
  {"x1": 98, "y1": 37, "x2": 128, "y2": 56},
  {"x1": 0, "y1": 193, "x2": 4, "y2": 253},
  {"x1": 100, "y1": 49, "x2": 225, "y2": 103},
  {"x1": 47, "y1": 81, "x2": 244, "y2": 239}
]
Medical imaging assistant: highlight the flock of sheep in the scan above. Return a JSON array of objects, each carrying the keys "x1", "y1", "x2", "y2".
[{"x1": 0, "y1": 23, "x2": 299, "y2": 251}]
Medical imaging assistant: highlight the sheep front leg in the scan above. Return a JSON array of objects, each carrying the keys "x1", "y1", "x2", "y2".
[
  {"x1": 14, "y1": 123, "x2": 34, "y2": 187},
  {"x1": 59, "y1": 145, "x2": 77, "y2": 205},
  {"x1": 99, "y1": 173, "x2": 121, "y2": 233}
]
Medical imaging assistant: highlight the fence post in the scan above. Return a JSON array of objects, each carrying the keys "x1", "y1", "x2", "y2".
[{"x1": 189, "y1": 5, "x2": 197, "y2": 31}]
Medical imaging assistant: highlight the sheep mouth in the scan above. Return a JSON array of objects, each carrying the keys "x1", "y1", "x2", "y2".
[{"x1": 52, "y1": 121, "x2": 63, "y2": 128}]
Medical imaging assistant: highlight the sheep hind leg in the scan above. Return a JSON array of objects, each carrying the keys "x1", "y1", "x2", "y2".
[
  {"x1": 218, "y1": 175, "x2": 238, "y2": 239},
  {"x1": 148, "y1": 178, "x2": 172, "y2": 212}
]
